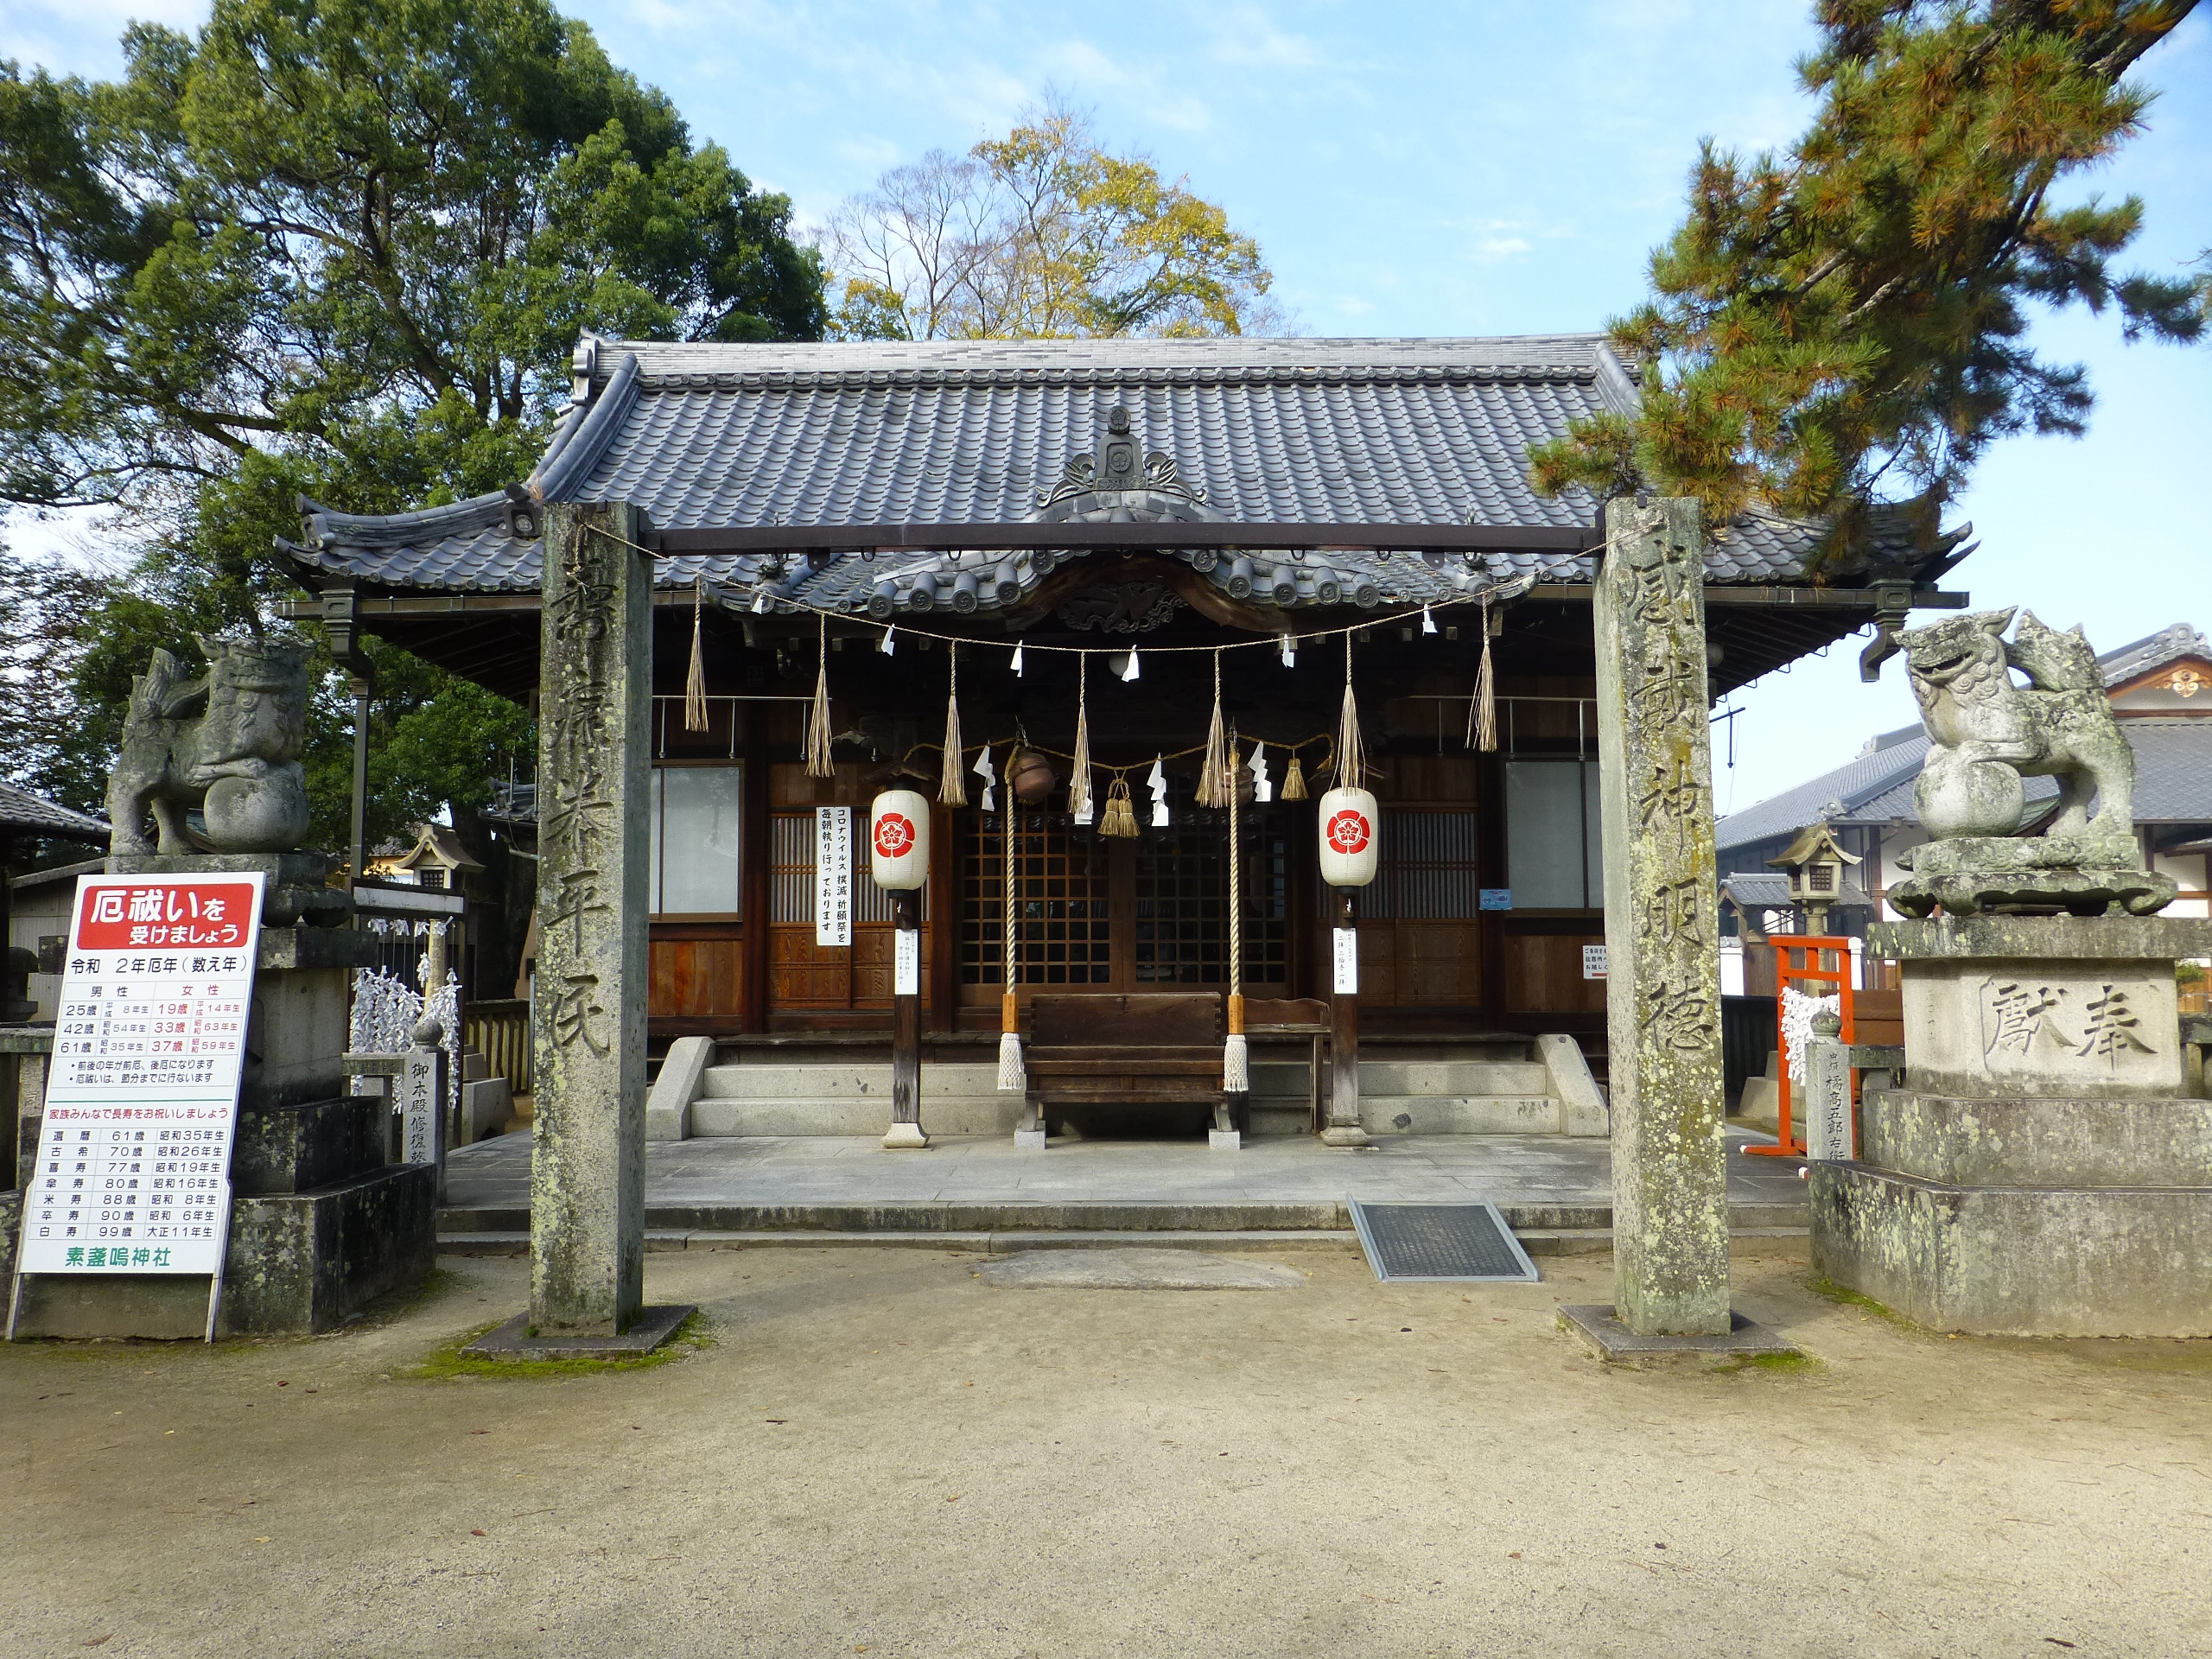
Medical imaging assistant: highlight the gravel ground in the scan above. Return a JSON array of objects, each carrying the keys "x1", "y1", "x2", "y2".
[{"x1": 2, "y1": 1244, "x2": 2208, "y2": 1658}]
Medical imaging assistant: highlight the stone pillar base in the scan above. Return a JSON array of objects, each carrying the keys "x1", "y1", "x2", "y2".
[
  {"x1": 1811, "y1": 1157, "x2": 2212, "y2": 1338},
  {"x1": 1319, "y1": 1125, "x2": 1371, "y2": 1148},
  {"x1": 13, "y1": 1160, "x2": 436, "y2": 1338},
  {"x1": 880, "y1": 1122, "x2": 930, "y2": 1150}
]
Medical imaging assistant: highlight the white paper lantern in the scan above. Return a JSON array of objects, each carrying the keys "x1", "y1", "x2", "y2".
[
  {"x1": 1317, "y1": 785, "x2": 1379, "y2": 888},
  {"x1": 869, "y1": 790, "x2": 931, "y2": 890}
]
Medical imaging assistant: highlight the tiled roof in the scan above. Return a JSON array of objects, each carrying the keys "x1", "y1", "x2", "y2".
[
  {"x1": 0, "y1": 781, "x2": 107, "y2": 841},
  {"x1": 278, "y1": 334, "x2": 1961, "y2": 617},
  {"x1": 2099, "y1": 622, "x2": 2211, "y2": 685},
  {"x1": 1719, "y1": 712, "x2": 2209, "y2": 852}
]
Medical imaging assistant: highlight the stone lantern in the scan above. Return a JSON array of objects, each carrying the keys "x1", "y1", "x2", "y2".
[{"x1": 1768, "y1": 821, "x2": 1859, "y2": 936}]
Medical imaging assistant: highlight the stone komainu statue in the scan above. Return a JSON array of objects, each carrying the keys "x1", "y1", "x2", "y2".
[
  {"x1": 1900, "y1": 607, "x2": 2134, "y2": 840},
  {"x1": 1889, "y1": 607, "x2": 2173, "y2": 917},
  {"x1": 107, "y1": 633, "x2": 312, "y2": 855}
]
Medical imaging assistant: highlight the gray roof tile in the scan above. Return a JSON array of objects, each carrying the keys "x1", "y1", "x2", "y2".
[
  {"x1": 279, "y1": 334, "x2": 1957, "y2": 613},
  {"x1": 0, "y1": 781, "x2": 108, "y2": 841}
]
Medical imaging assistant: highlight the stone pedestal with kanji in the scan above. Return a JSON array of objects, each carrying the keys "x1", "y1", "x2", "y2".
[{"x1": 1812, "y1": 915, "x2": 2212, "y2": 1337}]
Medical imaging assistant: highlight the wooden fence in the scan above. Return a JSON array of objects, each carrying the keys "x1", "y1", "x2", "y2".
[{"x1": 464, "y1": 999, "x2": 532, "y2": 1096}]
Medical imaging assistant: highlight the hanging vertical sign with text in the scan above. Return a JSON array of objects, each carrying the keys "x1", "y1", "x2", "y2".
[
  {"x1": 815, "y1": 806, "x2": 853, "y2": 948},
  {"x1": 1332, "y1": 928, "x2": 1359, "y2": 995},
  {"x1": 19, "y1": 873, "x2": 265, "y2": 1277},
  {"x1": 894, "y1": 927, "x2": 921, "y2": 997}
]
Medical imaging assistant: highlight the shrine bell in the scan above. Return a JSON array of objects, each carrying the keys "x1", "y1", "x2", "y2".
[
  {"x1": 1007, "y1": 747, "x2": 1056, "y2": 805},
  {"x1": 1316, "y1": 785, "x2": 1379, "y2": 888},
  {"x1": 870, "y1": 790, "x2": 931, "y2": 890}
]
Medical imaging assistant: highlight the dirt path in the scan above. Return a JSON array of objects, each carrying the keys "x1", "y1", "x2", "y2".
[{"x1": 2, "y1": 1246, "x2": 2207, "y2": 1657}]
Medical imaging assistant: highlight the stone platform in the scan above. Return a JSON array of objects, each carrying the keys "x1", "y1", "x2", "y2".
[
  {"x1": 1811, "y1": 914, "x2": 2212, "y2": 1338},
  {"x1": 440, "y1": 1128, "x2": 1809, "y2": 1255}
]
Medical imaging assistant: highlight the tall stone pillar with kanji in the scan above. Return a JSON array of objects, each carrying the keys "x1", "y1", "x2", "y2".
[
  {"x1": 1591, "y1": 496, "x2": 1730, "y2": 1338},
  {"x1": 531, "y1": 500, "x2": 652, "y2": 1336}
]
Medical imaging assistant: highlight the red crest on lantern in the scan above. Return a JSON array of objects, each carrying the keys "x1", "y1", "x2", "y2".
[
  {"x1": 874, "y1": 812, "x2": 916, "y2": 859},
  {"x1": 1325, "y1": 809, "x2": 1370, "y2": 855}
]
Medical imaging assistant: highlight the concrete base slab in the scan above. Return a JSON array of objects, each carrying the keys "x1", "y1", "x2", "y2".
[
  {"x1": 1014, "y1": 1128, "x2": 1048, "y2": 1150},
  {"x1": 1208, "y1": 1129, "x2": 1242, "y2": 1151},
  {"x1": 461, "y1": 1302, "x2": 696, "y2": 1361},
  {"x1": 880, "y1": 1123, "x2": 929, "y2": 1150},
  {"x1": 1558, "y1": 1304, "x2": 1799, "y2": 1361},
  {"x1": 980, "y1": 1248, "x2": 1306, "y2": 1290}
]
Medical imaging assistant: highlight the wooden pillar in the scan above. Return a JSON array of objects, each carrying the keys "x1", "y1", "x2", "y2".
[
  {"x1": 1592, "y1": 495, "x2": 1730, "y2": 1337},
  {"x1": 882, "y1": 890, "x2": 927, "y2": 1148},
  {"x1": 1321, "y1": 887, "x2": 1370, "y2": 1147}
]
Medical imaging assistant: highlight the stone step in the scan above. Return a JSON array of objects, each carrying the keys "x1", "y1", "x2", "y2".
[
  {"x1": 690, "y1": 1093, "x2": 1023, "y2": 1137},
  {"x1": 442, "y1": 1223, "x2": 1808, "y2": 1258},
  {"x1": 697, "y1": 1058, "x2": 1552, "y2": 1101},
  {"x1": 440, "y1": 1198, "x2": 1808, "y2": 1238},
  {"x1": 1358, "y1": 1096, "x2": 1560, "y2": 1135},
  {"x1": 700, "y1": 1062, "x2": 997, "y2": 1100}
]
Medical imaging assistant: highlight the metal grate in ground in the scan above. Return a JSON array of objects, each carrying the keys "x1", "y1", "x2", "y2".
[{"x1": 1348, "y1": 1200, "x2": 1541, "y2": 1282}]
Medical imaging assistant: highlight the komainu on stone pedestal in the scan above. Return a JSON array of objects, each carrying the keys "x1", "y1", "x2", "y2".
[
  {"x1": 106, "y1": 632, "x2": 312, "y2": 856},
  {"x1": 1887, "y1": 607, "x2": 2175, "y2": 917}
]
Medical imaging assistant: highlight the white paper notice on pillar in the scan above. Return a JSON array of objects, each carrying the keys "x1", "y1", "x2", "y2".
[
  {"x1": 815, "y1": 806, "x2": 853, "y2": 948},
  {"x1": 1581, "y1": 944, "x2": 1608, "y2": 980},
  {"x1": 18, "y1": 872, "x2": 266, "y2": 1277},
  {"x1": 894, "y1": 928, "x2": 920, "y2": 997},
  {"x1": 1332, "y1": 928, "x2": 1359, "y2": 995}
]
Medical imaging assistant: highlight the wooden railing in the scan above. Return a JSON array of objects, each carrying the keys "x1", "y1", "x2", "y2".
[{"x1": 464, "y1": 999, "x2": 532, "y2": 1096}]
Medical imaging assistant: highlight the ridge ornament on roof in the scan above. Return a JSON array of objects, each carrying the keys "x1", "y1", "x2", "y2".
[{"x1": 1033, "y1": 404, "x2": 1220, "y2": 522}]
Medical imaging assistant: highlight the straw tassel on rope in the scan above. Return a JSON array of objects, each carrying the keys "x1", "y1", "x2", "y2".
[
  {"x1": 996, "y1": 803, "x2": 1025, "y2": 1091},
  {"x1": 1336, "y1": 633, "x2": 1366, "y2": 787},
  {"x1": 1070, "y1": 656, "x2": 1093, "y2": 823},
  {"x1": 938, "y1": 644, "x2": 968, "y2": 806},
  {"x1": 1223, "y1": 732, "x2": 1249, "y2": 1096},
  {"x1": 1195, "y1": 650, "x2": 1229, "y2": 808},
  {"x1": 804, "y1": 613, "x2": 834, "y2": 777},
  {"x1": 683, "y1": 576, "x2": 709, "y2": 732},
  {"x1": 1467, "y1": 594, "x2": 1498, "y2": 753}
]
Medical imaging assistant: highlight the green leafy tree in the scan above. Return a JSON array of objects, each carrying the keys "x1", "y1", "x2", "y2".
[
  {"x1": 1529, "y1": 0, "x2": 2205, "y2": 550},
  {"x1": 0, "y1": 0, "x2": 824, "y2": 849},
  {"x1": 826, "y1": 104, "x2": 1287, "y2": 340}
]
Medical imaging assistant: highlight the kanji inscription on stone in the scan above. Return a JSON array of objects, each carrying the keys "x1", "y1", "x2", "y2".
[
  {"x1": 530, "y1": 501, "x2": 651, "y2": 1336},
  {"x1": 1592, "y1": 496, "x2": 1728, "y2": 1338}
]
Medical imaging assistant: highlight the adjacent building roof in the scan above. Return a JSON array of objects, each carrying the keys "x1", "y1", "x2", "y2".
[
  {"x1": 2099, "y1": 622, "x2": 2211, "y2": 688},
  {"x1": 1718, "y1": 624, "x2": 2211, "y2": 852},
  {"x1": 278, "y1": 334, "x2": 1962, "y2": 621},
  {"x1": 0, "y1": 781, "x2": 108, "y2": 843}
]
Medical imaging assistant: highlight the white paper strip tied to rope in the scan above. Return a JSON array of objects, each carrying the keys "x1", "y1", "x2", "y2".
[
  {"x1": 1781, "y1": 985, "x2": 1841, "y2": 1086},
  {"x1": 1147, "y1": 756, "x2": 1170, "y2": 828},
  {"x1": 869, "y1": 789, "x2": 930, "y2": 891},
  {"x1": 1317, "y1": 785, "x2": 1379, "y2": 889}
]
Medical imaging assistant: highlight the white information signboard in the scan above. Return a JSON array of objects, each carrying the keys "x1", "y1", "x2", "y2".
[
  {"x1": 814, "y1": 806, "x2": 853, "y2": 948},
  {"x1": 1332, "y1": 928, "x2": 1359, "y2": 995},
  {"x1": 19, "y1": 872, "x2": 264, "y2": 1279},
  {"x1": 1581, "y1": 944, "x2": 1608, "y2": 980},
  {"x1": 894, "y1": 927, "x2": 921, "y2": 997}
]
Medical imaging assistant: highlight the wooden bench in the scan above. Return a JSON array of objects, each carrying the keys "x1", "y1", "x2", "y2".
[
  {"x1": 1022, "y1": 993, "x2": 1230, "y2": 1143},
  {"x1": 1243, "y1": 996, "x2": 1332, "y2": 1132}
]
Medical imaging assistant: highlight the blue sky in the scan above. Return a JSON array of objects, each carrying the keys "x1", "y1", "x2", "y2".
[{"x1": 6, "y1": 1, "x2": 2207, "y2": 811}]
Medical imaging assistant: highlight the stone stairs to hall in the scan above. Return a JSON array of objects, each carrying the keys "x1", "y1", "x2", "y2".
[{"x1": 672, "y1": 1036, "x2": 1604, "y2": 1141}]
